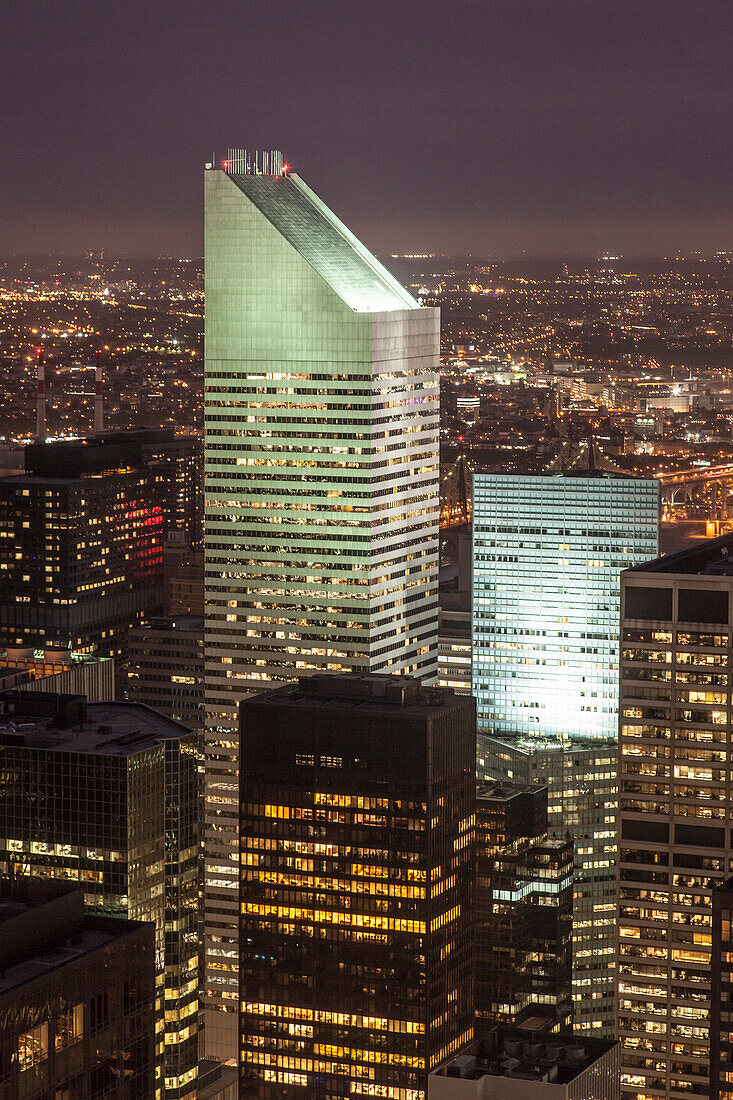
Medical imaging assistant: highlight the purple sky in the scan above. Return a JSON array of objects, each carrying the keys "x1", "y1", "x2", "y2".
[{"x1": 2, "y1": 0, "x2": 733, "y2": 258}]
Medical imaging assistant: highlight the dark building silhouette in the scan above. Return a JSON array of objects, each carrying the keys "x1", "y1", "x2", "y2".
[
  {"x1": 238, "y1": 674, "x2": 476, "y2": 1099},
  {"x1": 475, "y1": 783, "x2": 572, "y2": 1031},
  {"x1": 0, "y1": 877, "x2": 155, "y2": 1100}
]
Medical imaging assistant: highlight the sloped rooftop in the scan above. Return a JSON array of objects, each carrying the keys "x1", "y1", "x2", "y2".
[{"x1": 227, "y1": 171, "x2": 419, "y2": 313}]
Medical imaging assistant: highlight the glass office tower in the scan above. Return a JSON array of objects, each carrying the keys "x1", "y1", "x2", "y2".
[
  {"x1": 203, "y1": 152, "x2": 440, "y2": 1056},
  {"x1": 472, "y1": 473, "x2": 659, "y2": 742},
  {"x1": 472, "y1": 471, "x2": 659, "y2": 1035}
]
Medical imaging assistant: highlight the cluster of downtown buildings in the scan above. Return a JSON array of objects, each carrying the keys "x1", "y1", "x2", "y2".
[{"x1": 0, "y1": 152, "x2": 730, "y2": 1100}]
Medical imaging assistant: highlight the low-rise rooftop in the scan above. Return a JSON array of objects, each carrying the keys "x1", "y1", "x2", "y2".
[
  {"x1": 249, "y1": 673, "x2": 471, "y2": 716},
  {"x1": 629, "y1": 529, "x2": 733, "y2": 576},
  {"x1": 431, "y1": 1027, "x2": 618, "y2": 1088}
]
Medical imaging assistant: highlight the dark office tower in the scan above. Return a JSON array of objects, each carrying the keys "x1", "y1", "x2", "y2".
[
  {"x1": 0, "y1": 430, "x2": 200, "y2": 684},
  {"x1": 0, "y1": 877, "x2": 155, "y2": 1100},
  {"x1": 238, "y1": 675, "x2": 475, "y2": 1100},
  {"x1": 475, "y1": 783, "x2": 572, "y2": 1031},
  {"x1": 618, "y1": 533, "x2": 733, "y2": 1100},
  {"x1": 711, "y1": 879, "x2": 733, "y2": 1100},
  {"x1": 0, "y1": 693, "x2": 199, "y2": 1100}
]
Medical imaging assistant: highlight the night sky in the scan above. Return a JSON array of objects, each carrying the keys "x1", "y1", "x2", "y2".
[{"x1": 2, "y1": 0, "x2": 733, "y2": 258}]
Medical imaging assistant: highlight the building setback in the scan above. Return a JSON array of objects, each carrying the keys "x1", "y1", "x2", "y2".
[
  {"x1": 204, "y1": 151, "x2": 440, "y2": 1056},
  {"x1": 238, "y1": 674, "x2": 475, "y2": 1099},
  {"x1": 0, "y1": 877, "x2": 155, "y2": 1100},
  {"x1": 478, "y1": 738, "x2": 617, "y2": 1034},
  {"x1": 428, "y1": 1028, "x2": 620, "y2": 1100},
  {"x1": 618, "y1": 533, "x2": 733, "y2": 1100},
  {"x1": 0, "y1": 693, "x2": 198, "y2": 1100}
]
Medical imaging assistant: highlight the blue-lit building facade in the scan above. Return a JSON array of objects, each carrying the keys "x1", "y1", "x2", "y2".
[{"x1": 472, "y1": 472, "x2": 659, "y2": 743}]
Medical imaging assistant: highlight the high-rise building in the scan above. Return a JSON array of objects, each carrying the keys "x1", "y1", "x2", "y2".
[
  {"x1": 711, "y1": 878, "x2": 733, "y2": 1100},
  {"x1": 475, "y1": 783, "x2": 572, "y2": 1031},
  {"x1": 0, "y1": 692, "x2": 199, "y2": 1100},
  {"x1": 203, "y1": 151, "x2": 440, "y2": 1055},
  {"x1": 472, "y1": 470, "x2": 658, "y2": 1036},
  {"x1": 0, "y1": 877, "x2": 156, "y2": 1100},
  {"x1": 618, "y1": 535, "x2": 733, "y2": 1100},
  {"x1": 472, "y1": 471, "x2": 659, "y2": 741},
  {"x1": 478, "y1": 738, "x2": 617, "y2": 1034},
  {"x1": 0, "y1": 430, "x2": 201, "y2": 687},
  {"x1": 238, "y1": 674, "x2": 475, "y2": 1099},
  {"x1": 126, "y1": 616, "x2": 204, "y2": 730},
  {"x1": 428, "y1": 1028, "x2": 620, "y2": 1100}
]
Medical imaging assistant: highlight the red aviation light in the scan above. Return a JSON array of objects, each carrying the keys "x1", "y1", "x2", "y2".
[{"x1": 222, "y1": 160, "x2": 229, "y2": 170}]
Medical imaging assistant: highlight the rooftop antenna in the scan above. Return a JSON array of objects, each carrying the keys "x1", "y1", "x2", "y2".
[
  {"x1": 94, "y1": 349, "x2": 104, "y2": 434},
  {"x1": 226, "y1": 148, "x2": 284, "y2": 175},
  {"x1": 35, "y1": 348, "x2": 46, "y2": 441}
]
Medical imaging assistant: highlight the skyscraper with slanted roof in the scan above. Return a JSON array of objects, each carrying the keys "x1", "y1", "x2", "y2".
[{"x1": 203, "y1": 150, "x2": 440, "y2": 1056}]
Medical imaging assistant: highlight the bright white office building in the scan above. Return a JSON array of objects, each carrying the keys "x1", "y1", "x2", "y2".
[{"x1": 472, "y1": 471, "x2": 659, "y2": 742}]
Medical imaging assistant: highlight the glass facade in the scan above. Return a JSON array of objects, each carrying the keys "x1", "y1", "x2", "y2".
[
  {"x1": 237, "y1": 677, "x2": 475, "y2": 1099},
  {"x1": 475, "y1": 784, "x2": 572, "y2": 1030},
  {"x1": 472, "y1": 473, "x2": 659, "y2": 741},
  {"x1": 0, "y1": 700, "x2": 199, "y2": 1100},
  {"x1": 471, "y1": 472, "x2": 658, "y2": 1036},
  {"x1": 0, "y1": 882, "x2": 155, "y2": 1100},
  {"x1": 478, "y1": 737, "x2": 617, "y2": 1034},
  {"x1": 203, "y1": 162, "x2": 440, "y2": 1056}
]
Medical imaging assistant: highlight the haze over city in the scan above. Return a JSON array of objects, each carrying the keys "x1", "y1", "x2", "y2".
[{"x1": 2, "y1": 0, "x2": 733, "y2": 257}]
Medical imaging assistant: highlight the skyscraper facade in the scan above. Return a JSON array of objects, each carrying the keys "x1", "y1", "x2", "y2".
[
  {"x1": 711, "y1": 878, "x2": 733, "y2": 1100},
  {"x1": 238, "y1": 674, "x2": 475, "y2": 1100},
  {"x1": 0, "y1": 878, "x2": 156, "y2": 1100},
  {"x1": 203, "y1": 152, "x2": 440, "y2": 1054},
  {"x1": 472, "y1": 470, "x2": 658, "y2": 1036},
  {"x1": 472, "y1": 472, "x2": 659, "y2": 741},
  {"x1": 477, "y1": 739, "x2": 617, "y2": 1033},
  {"x1": 618, "y1": 536, "x2": 733, "y2": 1100}
]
